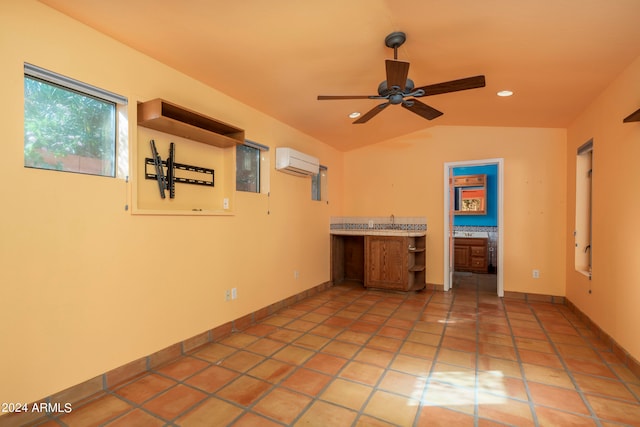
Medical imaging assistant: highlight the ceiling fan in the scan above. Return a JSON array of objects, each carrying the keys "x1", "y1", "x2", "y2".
[{"x1": 317, "y1": 31, "x2": 486, "y2": 124}]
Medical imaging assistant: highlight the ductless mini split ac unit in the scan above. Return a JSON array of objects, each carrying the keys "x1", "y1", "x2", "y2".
[{"x1": 275, "y1": 147, "x2": 319, "y2": 177}]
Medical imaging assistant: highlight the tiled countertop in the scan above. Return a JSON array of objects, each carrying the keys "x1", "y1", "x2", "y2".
[
  {"x1": 330, "y1": 216, "x2": 427, "y2": 238},
  {"x1": 330, "y1": 230, "x2": 426, "y2": 237}
]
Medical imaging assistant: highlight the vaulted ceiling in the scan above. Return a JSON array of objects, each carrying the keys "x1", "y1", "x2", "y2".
[{"x1": 40, "y1": 0, "x2": 640, "y2": 151}]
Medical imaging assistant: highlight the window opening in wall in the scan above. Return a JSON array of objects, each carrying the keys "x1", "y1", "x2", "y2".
[
  {"x1": 312, "y1": 165, "x2": 328, "y2": 202},
  {"x1": 575, "y1": 139, "x2": 593, "y2": 278},
  {"x1": 236, "y1": 139, "x2": 269, "y2": 193},
  {"x1": 23, "y1": 63, "x2": 127, "y2": 177}
]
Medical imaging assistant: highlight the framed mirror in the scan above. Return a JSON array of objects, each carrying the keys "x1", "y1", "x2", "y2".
[{"x1": 454, "y1": 174, "x2": 486, "y2": 215}]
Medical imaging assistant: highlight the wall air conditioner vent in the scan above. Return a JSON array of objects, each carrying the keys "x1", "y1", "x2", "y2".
[{"x1": 275, "y1": 147, "x2": 319, "y2": 177}]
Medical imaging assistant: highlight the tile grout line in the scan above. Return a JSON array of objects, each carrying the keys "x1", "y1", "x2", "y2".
[
  {"x1": 247, "y1": 286, "x2": 438, "y2": 427},
  {"x1": 413, "y1": 288, "x2": 463, "y2": 427},
  {"x1": 236, "y1": 288, "x2": 358, "y2": 425},
  {"x1": 177, "y1": 286, "x2": 411, "y2": 426},
  {"x1": 128, "y1": 296, "x2": 322, "y2": 425},
  {"x1": 280, "y1": 287, "x2": 430, "y2": 426},
  {"x1": 500, "y1": 298, "x2": 541, "y2": 426},
  {"x1": 340, "y1": 289, "x2": 417, "y2": 427},
  {"x1": 474, "y1": 277, "x2": 481, "y2": 427},
  {"x1": 36, "y1": 283, "x2": 640, "y2": 427},
  {"x1": 557, "y1": 306, "x2": 640, "y2": 404},
  {"x1": 298, "y1": 288, "x2": 426, "y2": 426},
  {"x1": 186, "y1": 290, "x2": 344, "y2": 426},
  {"x1": 37, "y1": 288, "x2": 342, "y2": 427},
  {"x1": 529, "y1": 304, "x2": 605, "y2": 426},
  {"x1": 281, "y1": 287, "x2": 380, "y2": 426},
  {"x1": 546, "y1": 305, "x2": 618, "y2": 414},
  {"x1": 362, "y1": 289, "x2": 436, "y2": 427},
  {"x1": 45, "y1": 386, "x2": 177, "y2": 427}
]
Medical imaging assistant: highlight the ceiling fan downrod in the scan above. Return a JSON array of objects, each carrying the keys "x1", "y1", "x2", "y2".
[{"x1": 384, "y1": 31, "x2": 406, "y2": 60}]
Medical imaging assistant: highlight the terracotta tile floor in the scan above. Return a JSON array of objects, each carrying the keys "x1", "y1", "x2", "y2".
[{"x1": 36, "y1": 274, "x2": 640, "y2": 426}]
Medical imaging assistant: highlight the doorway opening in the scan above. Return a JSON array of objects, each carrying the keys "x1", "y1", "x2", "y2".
[{"x1": 443, "y1": 159, "x2": 504, "y2": 296}]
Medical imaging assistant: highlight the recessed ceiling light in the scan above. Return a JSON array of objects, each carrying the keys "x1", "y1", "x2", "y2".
[
  {"x1": 349, "y1": 112, "x2": 361, "y2": 119},
  {"x1": 497, "y1": 90, "x2": 513, "y2": 97}
]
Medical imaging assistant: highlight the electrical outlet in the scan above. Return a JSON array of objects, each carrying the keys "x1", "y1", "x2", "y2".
[
  {"x1": 225, "y1": 289, "x2": 231, "y2": 301},
  {"x1": 231, "y1": 287, "x2": 237, "y2": 300},
  {"x1": 532, "y1": 269, "x2": 540, "y2": 279},
  {"x1": 368, "y1": 220, "x2": 374, "y2": 229},
  {"x1": 294, "y1": 270, "x2": 299, "y2": 280},
  {"x1": 223, "y1": 198, "x2": 229, "y2": 209}
]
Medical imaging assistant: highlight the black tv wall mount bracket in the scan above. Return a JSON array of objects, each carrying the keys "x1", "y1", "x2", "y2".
[{"x1": 145, "y1": 140, "x2": 214, "y2": 199}]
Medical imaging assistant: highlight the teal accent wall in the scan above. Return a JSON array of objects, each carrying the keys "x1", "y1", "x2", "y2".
[{"x1": 453, "y1": 164, "x2": 498, "y2": 226}]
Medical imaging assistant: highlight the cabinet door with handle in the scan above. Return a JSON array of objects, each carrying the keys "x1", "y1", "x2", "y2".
[
  {"x1": 365, "y1": 236, "x2": 407, "y2": 290},
  {"x1": 454, "y1": 245, "x2": 470, "y2": 269}
]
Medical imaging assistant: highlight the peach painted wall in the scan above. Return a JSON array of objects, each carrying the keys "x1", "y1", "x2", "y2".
[
  {"x1": 0, "y1": 1, "x2": 343, "y2": 405},
  {"x1": 566, "y1": 54, "x2": 640, "y2": 362},
  {"x1": 342, "y1": 126, "x2": 567, "y2": 295}
]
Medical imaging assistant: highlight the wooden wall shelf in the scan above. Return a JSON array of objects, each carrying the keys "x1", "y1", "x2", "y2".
[
  {"x1": 134, "y1": 99, "x2": 242, "y2": 215},
  {"x1": 137, "y1": 99, "x2": 244, "y2": 147}
]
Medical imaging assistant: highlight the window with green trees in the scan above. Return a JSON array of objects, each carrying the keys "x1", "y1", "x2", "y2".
[{"x1": 24, "y1": 64, "x2": 125, "y2": 177}]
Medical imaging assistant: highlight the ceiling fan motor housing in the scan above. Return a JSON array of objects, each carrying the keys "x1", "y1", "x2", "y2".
[
  {"x1": 389, "y1": 93, "x2": 404, "y2": 104},
  {"x1": 377, "y1": 78, "x2": 415, "y2": 97}
]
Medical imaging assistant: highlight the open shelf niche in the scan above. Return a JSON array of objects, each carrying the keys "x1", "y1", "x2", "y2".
[{"x1": 133, "y1": 99, "x2": 244, "y2": 215}]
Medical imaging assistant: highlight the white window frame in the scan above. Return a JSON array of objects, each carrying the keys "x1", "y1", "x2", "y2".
[
  {"x1": 23, "y1": 63, "x2": 128, "y2": 179},
  {"x1": 236, "y1": 139, "x2": 270, "y2": 194},
  {"x1": 575, "y1": 139, "x2": 593, "y2": 278},
  {"x1": 312, "y1": 165, "x2": 328, "y2": 202}
]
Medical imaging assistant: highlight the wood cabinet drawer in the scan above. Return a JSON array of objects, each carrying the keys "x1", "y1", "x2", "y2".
[
  {"x1": 471, "y1": 246, "x2": 486, "y2": 256},
  {"x1": 471, "y1": 257, "x2": 485, "y2": 268}
]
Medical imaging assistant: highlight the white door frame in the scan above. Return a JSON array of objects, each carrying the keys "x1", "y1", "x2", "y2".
[{"x1": 443, "y1": 158, "x2": 504, "y2": 297}]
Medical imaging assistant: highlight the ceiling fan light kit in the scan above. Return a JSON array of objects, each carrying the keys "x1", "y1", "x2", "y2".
[{"x1": 318, "y1": 31, "x2": 486, "y2": 124}]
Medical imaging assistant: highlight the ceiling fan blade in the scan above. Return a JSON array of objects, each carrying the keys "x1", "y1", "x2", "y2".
[
  {"x1": 354, "y1": 102, "x2": 389, "y2": 124},
  {"x1": 402, "y1": 99, "x2": 443, "y2": 120},
  {"x1": 385, "y1": 60, "x2": 410, "y2": 90},
  {"x1": 318, "y1": 95, "x2": 375, "y2": 100},
  {"x1": 415, "y1": 75, "x2": 486, "y2": 97}
]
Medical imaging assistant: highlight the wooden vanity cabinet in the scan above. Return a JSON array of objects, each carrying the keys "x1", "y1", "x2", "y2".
[
  {"x1": 331, "y1": 233, "x2": 426, "y2": 291},
  {"x1": 454, "y1": 237, "x2": 488, "y2": 273},
  {"x1": 364, "y1": 235, "x2": 426, "y2": 291}
]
